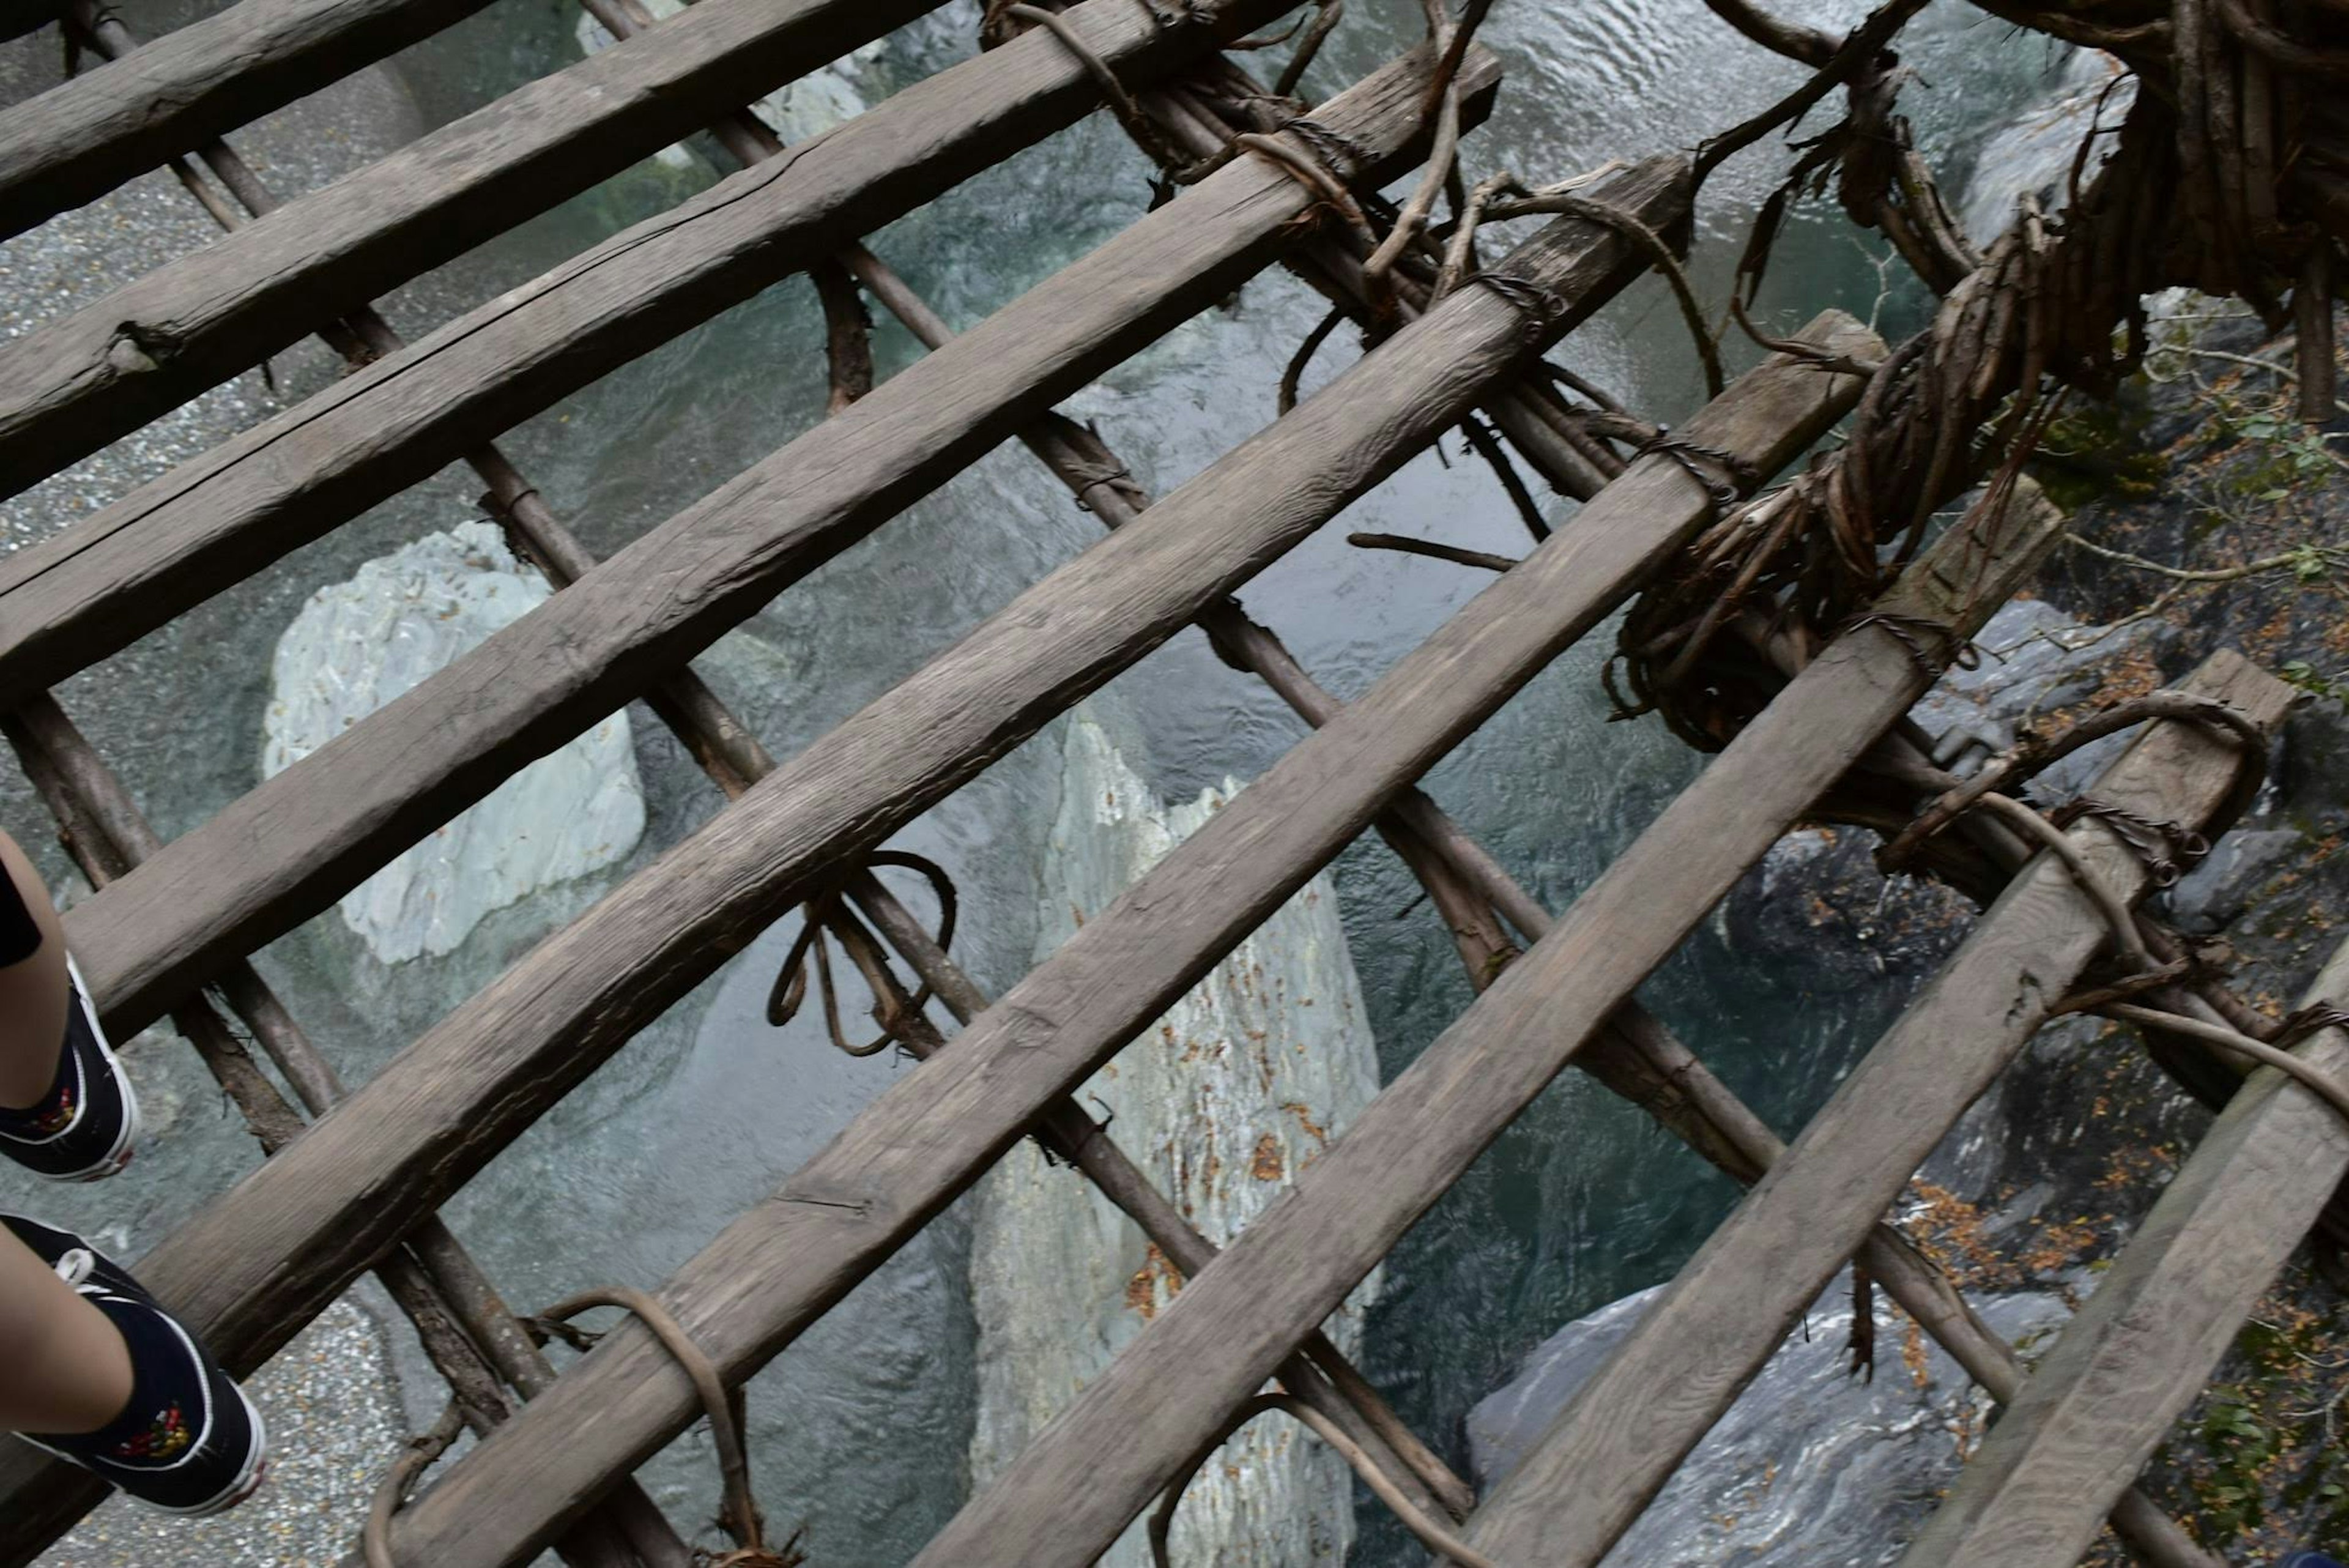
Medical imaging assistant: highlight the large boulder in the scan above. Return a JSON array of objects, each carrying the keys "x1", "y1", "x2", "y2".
[
  {"x1": 262, "y1": 521, "x2": 645, "y2": 964},
  {"x1": 967, "y1": 712, "x2": 1382, "y2": 1567},
  {"x1": 1469, "y1": 1270, "x2": 2071, "y2": 1568}
]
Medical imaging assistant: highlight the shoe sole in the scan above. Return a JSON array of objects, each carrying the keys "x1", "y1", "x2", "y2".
[{"x1": 40, "y1": 956, "x2": 139, "y2": 1184}]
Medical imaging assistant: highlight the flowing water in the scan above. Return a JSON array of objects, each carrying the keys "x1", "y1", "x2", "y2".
[{"x1": 0, "y1": 0, "x2": 2100, "y2": 1559}]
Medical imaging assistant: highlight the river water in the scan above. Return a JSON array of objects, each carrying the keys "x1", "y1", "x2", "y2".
[{"x1": 0, "y1": 0, "x2": 2093, "y2": 1560}]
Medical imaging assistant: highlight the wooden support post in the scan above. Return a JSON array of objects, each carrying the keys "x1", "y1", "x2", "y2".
[
  {"x1": 1450, "y1": 649, "x2": 2292, "y2": 1568},
  {"x1": 49, "y1": 11, "x2": 1463, "y2": 1535},
  {"x1": 1893, "y1": 935, "x2": 2349, "y2": 1568},
  {"x1": 0, "y1": 0, "x2": 1311, "y2": 691},
  {"x1": 0, "y1": 158, "x2": 1676, "y2": 1556},
  {"x1": 0, "y1": 696, "x2": 692, "y2": 1568},
  {"x1": 56, "y1": 44, "x2": 1516, "y2": 1042},
  {"x1": 0, "y1": 145, "x2": 1685, "y2": 1547},
  {"x1": 347, "y1": 307, "x2": 1855, "y2": 1568},
  {"x1": 900, "y1": 463, "x2": 2079, "y2": 1568},
  {"x1": 0, "y1": 0, "x2": 496, "y2": 239},
  {"x1": 0, "y1": 0, "x2": 1304, "y2": 500}
]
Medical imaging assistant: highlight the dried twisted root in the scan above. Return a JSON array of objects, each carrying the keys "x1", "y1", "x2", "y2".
[
  {"x1": 1149, "y1": 1393, "x2": 1499, "y2": 1568},
  {"x1": 1611, "y1": 89, "x2": 2193, "y2": 749},
  {"x1": 768, "y1": 850, "x2": 959, "y2": 1058},
  {"x1": 365, "y1": 1285, "x2": 811, "y2": 1566}
]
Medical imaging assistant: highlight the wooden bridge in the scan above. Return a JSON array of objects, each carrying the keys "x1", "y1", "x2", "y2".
[{"x1": 0, "y1": 1, "x2": 2338, "y2": 1564}]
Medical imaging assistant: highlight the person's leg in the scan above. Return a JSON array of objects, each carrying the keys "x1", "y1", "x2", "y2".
[
  {"x1": 0, "y1": 1224, "x2": 130, "y2": 1433},
  {"x1": 0, "y1": 830, "x2": 68, "y2": 1109},
  {"x1": 1, "y1": 1214, "x2": 268, "y2": 1513},
  {"x1": 0, "y1": 831, "x2": 136, "y2": 1182}
]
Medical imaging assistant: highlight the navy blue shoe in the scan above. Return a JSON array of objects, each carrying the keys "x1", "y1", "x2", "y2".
[
  {"x1": 2281, "y1": 1555, "x2": 2345, "y2": 1568},
  {"x1": 5, "y1": 1215, "x2": 267, "y2": 1515},
  {"x1": 0, "y1": 957, "x2": 139, "y2": 1181}
]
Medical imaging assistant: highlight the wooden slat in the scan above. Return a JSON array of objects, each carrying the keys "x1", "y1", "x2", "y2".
[
  {"x1": 904, "y1": 476, "x2": 2087, "y2": 1568},
  {"x1": 0, "y1": 147, "x2": 1688, "y2": 1553},
  {"x1": 59, "y1": 43, "x2": 1508, "y2": 1041},
  {"x1": 0, "y1": 0, "x2": 495, "y2": 239},
  {"x1": 0, "y1": 0, "x2": 1298, "y2": 698},
  {"x1": 357, "y1": 308, "x2": 1862, "y2": 1568},
  {"x1": 0, "y1": 0, "x2": 1126, "y2": 500},
  {"x1": 1894, "y1": 935, "x2": 2349, "y2": 1568},
  {"x1": 1447, "y1": 648, "x2": 2293, "y2": 1567}
]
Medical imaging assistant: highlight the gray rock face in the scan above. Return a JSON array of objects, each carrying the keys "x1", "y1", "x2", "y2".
[
  {"x1": 967, "y1": 713, "x2": 1381, "y2": 1567},
  {"x1": 262, "y1": 522, "x2": 645, "y2": 963},
  {"x1": 1468, "y1": 1271, "x2": 2071, "y2": 1568},
  {"x1": 1958, "y1": 50, "x2": 2138, "y2": 243},
  {"x1": 1909, "y1": 597, "x2": 2167, "y2": 787}
]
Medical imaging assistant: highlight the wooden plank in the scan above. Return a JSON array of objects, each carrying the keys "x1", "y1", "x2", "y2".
[
  {"x1": 354, "y1": 308, "x2": 1861, "y2": 1568},
  {"x1": 1894, "y1": 935, "x2": 2349, "y2": 1568},
  {"x1": 900, "y1": 478, "x2": 2095, "y2": 1568},
  {"x1": 0, "y1": 0, "x2": 495, "y2": 239},
  {"x1": 61, "y1": 43, "x2": 1512, "y2": 1042},
  {"x1": 0, "y1": 0, "x2": 1275, "y2": 499},
  {"x1": 0, "y1": 159, "x2": 1693, "y2": 1555},
  {"x1": 0, "y1": 0, "x2": 1303, "y2": 697},
  {"x1": 1445, "y1": 649, "x2": 2293, "y2": 1567}
]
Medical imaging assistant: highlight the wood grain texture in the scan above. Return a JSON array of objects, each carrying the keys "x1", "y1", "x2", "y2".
[
  {"x1": 0, "y1": 0, "x2": 1302, "y2": 691},
  {"x1": 0, "y1": 0, "x2": 1204, "y2": 497},
  {"x1": 360, "y1": 308, "x2": 1860, "y2": 1568},
  {"x1": 0, "y1": 156, "x2": 1690, "y2": 1559},
  {"x1": 908, "y1": 475, "x2": 2081, "y2": 1568},
  {"x1": 61, "y1": 43, "x2": 1502, "y2": 1041},
  {"x1": 1896, "y1": 935, "x2": 2349, "y2": 1568},
  {"x1": 1458, "y1": 648, "x2": 2294, "y2": 1567},
  {"x1": 0, "y1": 0, "x2": 495, "y2": 237}
]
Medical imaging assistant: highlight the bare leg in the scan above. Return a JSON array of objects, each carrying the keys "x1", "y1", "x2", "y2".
[
  {"x1": 0, "y1": 1227, "x2": 130, "y2": 1433},
  {"x1": 0, "y1": 830, "x2": 67, "y2": 1110}
]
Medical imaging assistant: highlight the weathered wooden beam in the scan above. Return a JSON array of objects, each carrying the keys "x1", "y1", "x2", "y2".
[
  {"x1": 0, "y1": 695, "x2": 692, "y2": 1568},
  {"x1": 901, "y1": 468, "x2": 2082, "y2": 1568},
  {"x1": 58, "y1": 44, "x2": 1513, "y2": 1042},
  {"x1": 0, "y1": 0, "x2": 1308, "y2": 689},
  {"x1": 350, "y1": 303, "x2": 1851, "y2": 1568},
  {"x1": 0, "y1": 160, "x2": 1691, "y2": 1553},
  {"x1": 1448, "y1": 648, "x2": 2293, "y2": 1568},
  {"x1": 39, "y1": 12, "x2": 1463, "y2": 1536},
  {"x1": 952, "y1": 65, "x2": 2206, "y2": 1567},
  {"x1": 1893, "y1": 935, "x2": 2349, "y2": 1568},
  {"x1": 0, "y1": 0, "x2": 1230, "y2": 500},
  {"x1": 0, "y1": 0, "x2": 495, "y2": 239}
]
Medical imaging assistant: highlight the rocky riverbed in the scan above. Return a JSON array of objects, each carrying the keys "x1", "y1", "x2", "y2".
[{"x1": 1469, "y1": 299, "x2": 2349, "y2": 1566}]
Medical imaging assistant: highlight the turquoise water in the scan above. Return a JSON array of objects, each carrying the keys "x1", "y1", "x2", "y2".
[{"x1": 0, "y1": 0, "x2": 2090, "y2": 1559}]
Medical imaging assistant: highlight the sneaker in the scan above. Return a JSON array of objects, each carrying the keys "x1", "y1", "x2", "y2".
[
  {"x1": 5, "y1": 1215, "x2": 267, "y2": 1514},
  {"x1": 0, "y1": 956, "x2": 139, "y2": 1181}
]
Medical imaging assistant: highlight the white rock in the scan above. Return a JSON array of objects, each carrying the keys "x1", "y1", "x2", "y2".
[
  {"x1": 262, "y1": 522, "x2": 645, "y2": 964},
  {"x1": 1469, "y1": 1270, "x2": 2073, "y2": 1567},
  {"x1": 968, "y1": 713, "x2": 1382, "y2": 1567},
  {"x1": 1959, "y1": 50, "x2": 2137, "y2": 245}
]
